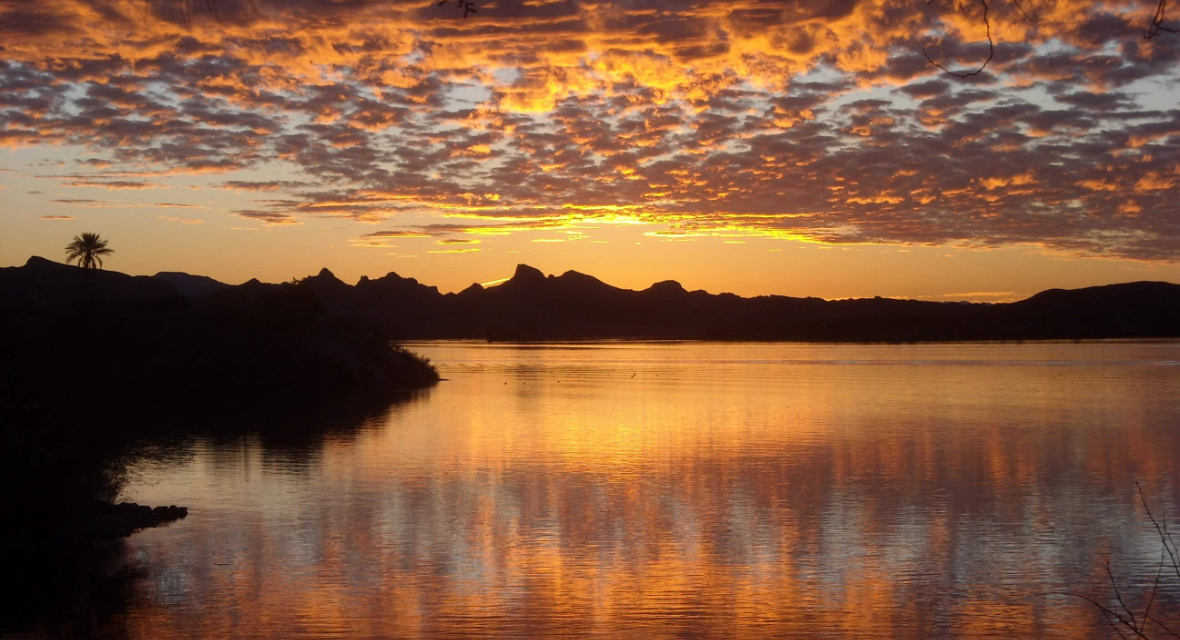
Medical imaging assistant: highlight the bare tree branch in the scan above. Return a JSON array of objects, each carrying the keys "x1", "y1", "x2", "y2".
[
  {"x1": 1146, "y1": 614, "x2": 1180, "y2": 640},
  {"x1": 1043, "y1": 591, "x2": 1148, "y2": 639},
  {"x1": 1146, "y1": 0, "x2": 1180, "y2": 40},
  {"x1": 926, "y1": 0, "x2": 1172, "y2": 79},
  {"x1": 924, "y1": 0, "x2": 995, "y2": 77},
  {"x1": 1138, "y1": 482, "x2": 1180, "y2": 584},
  {"x1": 1142, "y1": 553, "x2": 1166, "y2": 637},
  {"x1": 1010, "y1": 0, "x2": 1037, "y2": 24},
  {"x1": 1043, "y1": 485, "x2": 1180, "y2": 639},
  {"x1": 438, "y1": 0, "x2": 478, "y2": 19},
  {"x1": 1107, "y1": 560, "x2": 1139, "y2": 632}
]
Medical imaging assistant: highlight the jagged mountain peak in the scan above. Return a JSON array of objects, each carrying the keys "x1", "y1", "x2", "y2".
[
  {"x1": 512, "y1": 264, "x2": 546, "y2": 282},
  {"x1": 647, "y1": 280, "x2": 686, "y2": 295},
  {"x1": 557, "y1": 270, "x2": 603, "y2": 283}
]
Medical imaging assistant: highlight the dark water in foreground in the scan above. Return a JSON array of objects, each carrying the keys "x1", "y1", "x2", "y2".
[{"x1": 23, "y1": 342, "x2": 1180, "y2": 638}]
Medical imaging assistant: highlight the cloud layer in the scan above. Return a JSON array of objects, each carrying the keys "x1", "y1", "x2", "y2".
[{"x1": 2, "y1": 0, "x2": 1178, "y2": 260}]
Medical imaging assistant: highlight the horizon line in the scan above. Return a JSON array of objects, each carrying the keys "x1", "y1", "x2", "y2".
[{"x1": 13, "y1": 255, "x2": 1179, "y2": 306}]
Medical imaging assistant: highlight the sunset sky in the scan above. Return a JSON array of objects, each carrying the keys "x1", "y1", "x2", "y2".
[{"x1": 1, "y1": 0, "x2": 1178, "y2": 300}]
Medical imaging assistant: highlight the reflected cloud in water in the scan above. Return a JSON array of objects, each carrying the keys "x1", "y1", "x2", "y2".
[{"x1": 53, "y1": 343, "x2": 1180, "y2": 638}]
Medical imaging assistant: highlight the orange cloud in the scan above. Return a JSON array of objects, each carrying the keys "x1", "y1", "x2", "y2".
[{"x1": 0, "y1": 0, "x2": 1177, "y2": 261}]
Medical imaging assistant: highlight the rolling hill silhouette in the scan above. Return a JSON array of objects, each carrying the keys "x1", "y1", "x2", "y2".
[
  {"x1": 4, "y1": 257, "x2": 1177, "y2": 343},
  {"x1": 199, "y1": 262, "x2": 1180, "y2": 342}
]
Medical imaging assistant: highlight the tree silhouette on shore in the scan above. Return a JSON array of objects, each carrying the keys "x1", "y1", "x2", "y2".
[{"x1": 65, "y1": 233, "x2": 113, "y2": 270}]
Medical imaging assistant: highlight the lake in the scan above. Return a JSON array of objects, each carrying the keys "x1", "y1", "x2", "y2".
[{"x1": 77, "y1": 342, "x2": 1180, "y2": 638}]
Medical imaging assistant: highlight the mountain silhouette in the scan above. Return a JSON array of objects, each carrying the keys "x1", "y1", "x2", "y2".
[
  {"x1": 288, "y1": 262, "x2": 1180, "y2": 342},
  {"x1": 0, "y1": 256, "x2": 183, "y2": 309},
  {"x1": 152, "y1": 271, "x2": 230, "y2": 300},
  {"x1": 3, "y1": 257, "x2": 1178, "y2": 342}
]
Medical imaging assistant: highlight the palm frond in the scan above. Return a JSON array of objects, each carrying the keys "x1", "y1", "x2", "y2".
[{"x1": 63, "y1": 232, "x2": 114, "y2": 269}]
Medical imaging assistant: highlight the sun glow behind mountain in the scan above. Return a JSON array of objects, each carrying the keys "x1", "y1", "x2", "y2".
[{"x1": 1, "y1": 0, "x2": 1178, "y2": 298}]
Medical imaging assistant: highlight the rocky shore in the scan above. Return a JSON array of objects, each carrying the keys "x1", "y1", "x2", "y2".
[{"x1": 80, "y1": 501, "x2": 189, "y2": 540}]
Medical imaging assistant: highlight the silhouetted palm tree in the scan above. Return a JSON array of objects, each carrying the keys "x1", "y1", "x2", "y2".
[{"x1": 65, "y1": 233, "x2": 114, "y2": 270}]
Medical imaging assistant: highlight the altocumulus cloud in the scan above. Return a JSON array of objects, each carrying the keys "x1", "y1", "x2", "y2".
[{"x1": 0, "y1": 0, "x2": 1177, "y2": 259}]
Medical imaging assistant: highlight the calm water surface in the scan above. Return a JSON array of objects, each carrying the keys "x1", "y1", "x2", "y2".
[{"x1": 96, "y1": 342, "x2": 1180, "y2": 637}]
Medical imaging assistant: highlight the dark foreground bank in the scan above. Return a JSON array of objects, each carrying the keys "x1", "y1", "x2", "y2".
[
  {"x1": 0, "y1": 259, "x2": 439, "y2": 412},
  {"x1": 0, "y1": 258, "x2": 438, "y2": 548}
]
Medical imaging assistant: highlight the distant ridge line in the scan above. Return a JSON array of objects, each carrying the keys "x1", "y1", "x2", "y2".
[{"x1": 3, "y1": 257, "x2": 1179, "y2": 342}]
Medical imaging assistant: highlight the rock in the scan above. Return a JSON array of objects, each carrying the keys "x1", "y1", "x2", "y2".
[{"x1": 73, "y1": 500, "x2": 191, "y2": 540}]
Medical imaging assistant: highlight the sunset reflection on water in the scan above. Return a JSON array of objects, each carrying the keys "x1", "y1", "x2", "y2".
[{"x1": 113, "y1": 342, "x2": 1180, "y2": 639}]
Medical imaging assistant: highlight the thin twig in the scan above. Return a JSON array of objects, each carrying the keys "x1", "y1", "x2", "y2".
[
  {"x1": 1146, "y1": 614, "x2": 1180, "y2": 639},
  {"x1": 1106, "y1": 560, "x2": 1138, "y2": 632},
  {"x1": 1104, "y1": 607, "x2": 1132, "y2": 640},
  {"x1": 1010, "y1": 0, "x2": 1037, "y2": 24},
  {"x1": 438, "y1": 0, "x2": 478, "y2": 19},
  {"x1": 1042, "y1": 592, "x2": 1148, "y2": 639},
  {"x1": 1146, "y1": 0, "x2": 1179, "y2": 40},
  {"x1": 1045, "y1": 485, "x2": 1180, "y2": 638},
  {"x1": 1161, "y1": 512, "x2": 1180, "y2": 578},
  {"x1": 1142, "y1": 553, "x2": 1165, "y2": 636},
  {"x1": 1137, "y1": 482, "x2": 1180, "y2": 583},
  {"x1": 924, "y1": 0, "x2": 995, "y2": 77}
]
